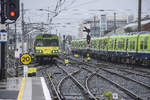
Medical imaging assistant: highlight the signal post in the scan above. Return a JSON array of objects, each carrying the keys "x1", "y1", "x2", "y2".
[
  {"x1": 83, "y1": 27, "x2": 91, "y2": 60},
  {"x1": 0, "y1": 0, "x2": 20, "y2": 81},
  {"x1": 0, "y1": 0, "x2": 6, "y2": 80}
]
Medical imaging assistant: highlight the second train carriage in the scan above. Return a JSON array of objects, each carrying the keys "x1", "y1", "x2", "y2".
[{"x1": 71, "y1": 32, "x2": 150, "y2": 65}]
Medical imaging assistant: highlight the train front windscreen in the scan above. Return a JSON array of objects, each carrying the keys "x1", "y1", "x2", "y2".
[{"x1": 35, "y1": 39, "x2": 59, "y2": 47}]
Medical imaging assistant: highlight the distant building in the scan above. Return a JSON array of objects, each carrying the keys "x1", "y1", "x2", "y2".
[
  {"x1": 127, "y1": 15, "x2": 134, "y2": 23},
  {"x1": 99, "y1": 15, "x2": 134, "y2": 35},
  {"x1": 100, "y1": 15, "x2": 107, "y2": 36},
  {"x1": 106, "y1": 15, "x2": 128, "y2": 33},
  {"x1": 90, "y1": 16, "x2": 100, "y2": 37},
  {"x1": 78, "y1": 15, "x2": 134, "y2": 38}
]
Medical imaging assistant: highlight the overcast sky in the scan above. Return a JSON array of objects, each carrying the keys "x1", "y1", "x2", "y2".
[{"x1": 21, "y1": 0, "x2": 150, "y2": 37}]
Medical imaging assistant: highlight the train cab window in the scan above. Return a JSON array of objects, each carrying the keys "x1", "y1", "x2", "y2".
[
  {"x1": 36, "y1": 40, "x2": 43, "y2": 46},
  {"x1": 144, "y1": 37, "x2": 148, "y2": 49}
]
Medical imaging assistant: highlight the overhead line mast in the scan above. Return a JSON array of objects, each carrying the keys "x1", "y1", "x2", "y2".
[{"x1": 138, "y1": 0, "x2": 142, "y2": 32}]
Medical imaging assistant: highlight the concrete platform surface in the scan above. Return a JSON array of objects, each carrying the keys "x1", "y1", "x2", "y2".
[{"x1": 0, "y1": 77, "x2": 52, "y2": 100}]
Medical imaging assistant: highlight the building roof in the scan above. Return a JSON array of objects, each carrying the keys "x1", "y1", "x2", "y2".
[
  {"x1": 124, "y1": 19, "x2": 150, "y2": 30},
  {"x1": 106, "y1": 19, "x2": 150, "y2": 36}
]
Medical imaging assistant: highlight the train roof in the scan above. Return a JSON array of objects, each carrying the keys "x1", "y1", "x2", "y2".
[
  {"x1": 35, "y1": 34, "x2": 58, "y2": 39},
  {"x1": 72, "y1": 31, "x2": 150, "y2": 42}
]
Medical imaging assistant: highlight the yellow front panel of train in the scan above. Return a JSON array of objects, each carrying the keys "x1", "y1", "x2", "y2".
[{"x1": 35, "y1": 47, "x2": 59, "y2": 55}]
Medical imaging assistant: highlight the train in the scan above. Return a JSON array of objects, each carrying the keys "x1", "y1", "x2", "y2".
[
  {"x1": 34, "y1": 34, "x2": 60, "y2": 63},
  {"x1": 71, "y1": 32, "x2": 150, "y2": 66}
]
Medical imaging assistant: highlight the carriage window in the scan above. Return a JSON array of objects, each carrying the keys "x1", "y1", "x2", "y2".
[
  {"x1": 115, "y1": 39, "x2": 117, "y2": 49},
  {"x1": 140, "y1": 41, "x2": 144, "y2": 49},
  {"x1": 111, "y1": 40, "x2": 113, "y2": 48},
  {"x1": 144, "y1": 37, "x2": 148, "y2": 49},
  {"x1": 126, "y1": 39, "x2": 128, "y2": 50},
  {"x1": 118, "y1": 41, "x2": 120, "y2": 48},
  {"x1": 102, "y1": 41, "x2": 104, "y2": 49},
  {"x1": 120, "y1": 41, "x2": 122, "y2": 49},
  {"x1": 99, "y1": 40, "x2": 101, "y2": 49},
  {"x1": 119, "y1": 41, "x2": 122, "y2": 49},
  {"x1": 110, "y1": 41, "x2": 112, "y2": 48},
  {"x1": 123, "y1": 39, "x2": 125, "y2": 49},
  {"x1": 133, "y1": 41, "x2": 135, "y2": 49},
  {"x1": 121, "y1": 41, "x2": 123, "y2": 49},
  {"x1": 130, "y1": 41, "x2": 132, "y2": 49}
]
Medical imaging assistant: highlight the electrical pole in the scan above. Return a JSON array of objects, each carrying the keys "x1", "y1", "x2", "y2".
[
  {"x1": 93, "y1": 16, "x2": 96, "y2": 37},
  {"x1": 0, "y1": 0, "x2": 6, "y2": 81},
  {"x1": 21, "y1": 3, "x2": 25, "y2": 53},
  {"x1": 114, "y1": 12, "x2": 116, "y2": 34},
  {"x1": 47, "y1": 7, "x2": 50, "y2": 22},
  {"x1": 14, "y1": 22, "x2": 18, "y2": 77},
  {"x1": 138, "y1": 0, "x2": 142, "y2": 32},
  {"x1": 14, "y1": 22, "x2": 17, "y2": 50}
]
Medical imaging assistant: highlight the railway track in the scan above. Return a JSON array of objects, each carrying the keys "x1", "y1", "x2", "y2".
[
  {"x1": 37, "y1": 60, "x2": 96, "y2": 100},
  {"x1": 56, "y1": 63, "x2": 97, "y2": 100},
  {"x1": 64, "y1": 55, "x2": 150, "y2": 100},
  {"x1": 101, "y1": 67, "x2": 150, "y2": 87},
  {"x1": 37, "y1": 64, "x2": 66, "y2": 100}
]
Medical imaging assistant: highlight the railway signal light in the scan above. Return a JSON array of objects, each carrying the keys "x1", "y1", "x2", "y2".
[
  {"x1": 6, "y1": 0, "x2": 20, "y2": 20},
  {"x1": 87, "y1": 34, "x2": 91, "y2": 44}
]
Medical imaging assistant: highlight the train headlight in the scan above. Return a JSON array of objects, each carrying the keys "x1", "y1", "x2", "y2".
[{"x1": 52, "y1": 50, "x2": 58, "y2": 53}]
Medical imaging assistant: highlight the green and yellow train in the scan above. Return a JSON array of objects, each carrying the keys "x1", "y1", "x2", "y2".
[
  {"x1": 34, "y1": 34, "x2": 60, "y2": 62},
  {"x1": 71, "y1": 32, "x2": 150, "y2": 65}
]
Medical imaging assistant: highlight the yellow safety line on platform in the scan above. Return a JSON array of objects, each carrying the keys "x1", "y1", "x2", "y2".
[{"x1": 17, "y1": 77, "x2": 26, "y2": 100}]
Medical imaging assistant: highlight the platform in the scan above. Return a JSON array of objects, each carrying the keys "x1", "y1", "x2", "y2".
[{"x1": 0, "y1": 77, "x2": 52, "y2": 100}]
